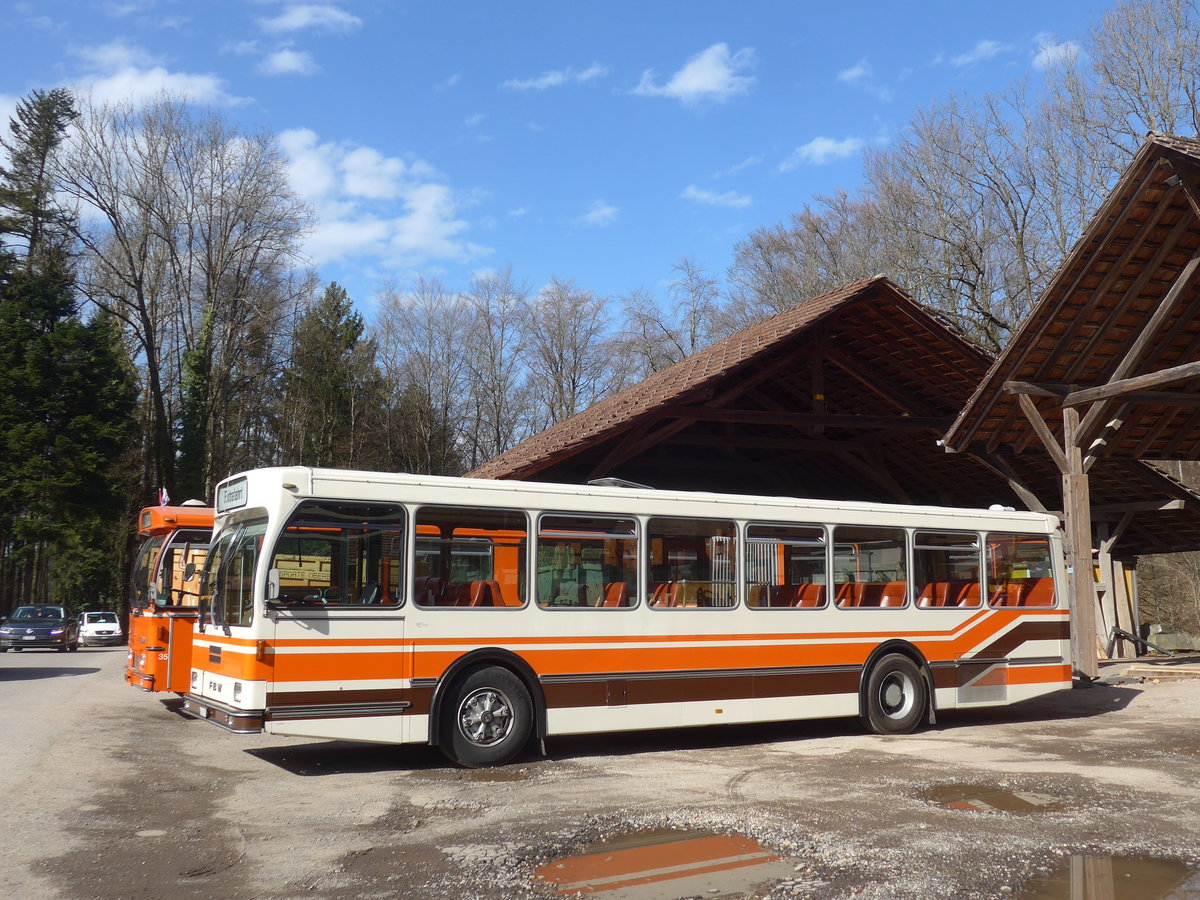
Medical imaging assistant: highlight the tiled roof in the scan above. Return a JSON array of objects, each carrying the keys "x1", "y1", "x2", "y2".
[
  {"x1": 944, "y1": 133, "x2": 1200, "y2": 459},
  {"x1": 468, "y1": 276, "x2": 911, "y2": 480}
]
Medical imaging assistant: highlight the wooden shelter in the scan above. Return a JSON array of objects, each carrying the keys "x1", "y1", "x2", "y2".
[
  {"x1": 944, "y1": 134, "x2": 1200, "y2": 678},
  {"x1": 471, "y1": 274, "x2": 1200, "y2": 561}
]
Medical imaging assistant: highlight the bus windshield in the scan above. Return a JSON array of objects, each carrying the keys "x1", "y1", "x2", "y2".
[
  {"x1": 129, "y1": 535, "x2": 167, "y2": 609},
  {"x1": 199, "y1": 520, "x2": 266, "y2": 628}
]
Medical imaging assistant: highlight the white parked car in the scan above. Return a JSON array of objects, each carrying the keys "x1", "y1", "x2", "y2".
[{"x1": 78, "y1": 611, "x2": 124, "y2": 647}]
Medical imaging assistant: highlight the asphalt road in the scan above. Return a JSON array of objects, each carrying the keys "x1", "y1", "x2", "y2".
[{"x1": 3, "y1": 647, "x2": 1200, "y2": 899}]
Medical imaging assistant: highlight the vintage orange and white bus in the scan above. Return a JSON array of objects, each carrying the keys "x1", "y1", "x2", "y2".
[
  {"x1": 125, "y1": 502, "x2": 213, "y2": 693},
  {"x1": 181, "y1": 467, "x2": 1071, "y2": 767}
]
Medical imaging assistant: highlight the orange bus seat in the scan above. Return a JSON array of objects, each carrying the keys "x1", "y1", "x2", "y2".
[
  {"x1": 957, "y1": 581, "x2": 982, "y2": 607},
  {"x1": 880, "y1": 581, "x2": 907, "y2": 607},
  {"x1": 413, "y1": 577, "x2": 443, "y2": 605},
  {"x1": 990, "y1": 582, "x2": 1022, "y2": 606},
  {"x1": 796, "y1": 584, "x2": 825, "y2": 607},
  {"x1": 835, "y1": 583, "x2": 862, "y2": 608},
  {"x1": 600, "y1": 582, "x2": 629, "y2": 607},
  {"x1": 1021, "y1": 578, "x2": 1055, "y2": 607},
  {"x1": 469, "y1": 580, "x2": 502, "y2": 607},
  {"x1": 917, "y1": 583, "x2": 937, "y2": 607},
  {"x1": 651, "y1": 583, "x2": 679, "y2": 607},
  {"x1": 857, "y1": 583, "x2": 885, "y2": 607}
]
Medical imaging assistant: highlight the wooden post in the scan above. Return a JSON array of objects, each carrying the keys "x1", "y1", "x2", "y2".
[{"x1": 1064, "y1": 409, "x2": 1099, "y2": 680}]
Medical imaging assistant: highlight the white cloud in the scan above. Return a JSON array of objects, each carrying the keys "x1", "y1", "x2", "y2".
[
  {"x1": 464, "y1": 113, "x2": 485, "y2": 127},
  {"x1": 278, "y1": 128, "x2": 488, "y2": 267},
  {"x1": 75, "y1": 38, "x2": 158, "y2": 70},
  {"x1": 578, "y1": 199, "x2": 619, "y2": 227},
  {"x1": 502, "y1": 63, "x2": 609, "y2": 91},
  {"x1": 1032, "y1": 33, "x2": 1081, "y2": 70},
  {"x1": 437, "y1": 73, "x2": 462, "y2": 91},
  {"x1": 779, "y1": 136, "x2": 865, "y2": 170},
  {"x1": 720, "y1": 154, "x2": 763, "y2": 177},
  {"x1": 836, "y1": 58, "x2": 892, "y2": 102},
  {"x1": 681, "y1": 185, "x2": 751, "y2": 208},
  {"x1": 71, "y1": 39, "x2": 243, "y2": 106},
  {"x1": 259, "y1": 3, "x2": 361, "y2": 34},
  {"x1": 950, "y1": 39, "x2": 1010, "y2": 68},
  {"x1": 633, "y1": 43, "x2": 756, "y2": 105},
  {"x1": 258, "y1": 48, "x2": 318, "y2": 76}
]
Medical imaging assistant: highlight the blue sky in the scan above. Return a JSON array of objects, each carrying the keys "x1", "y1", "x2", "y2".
[{"x1": 2, "y1": 1, "x2": 1112, "y2": 317}]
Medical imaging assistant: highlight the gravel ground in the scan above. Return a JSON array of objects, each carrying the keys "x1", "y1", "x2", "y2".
[{"x1": 2, "y1": 649, "x2": 1199, "y2": 899}]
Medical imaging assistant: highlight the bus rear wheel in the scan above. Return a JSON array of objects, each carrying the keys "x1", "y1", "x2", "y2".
[
  {"x1": 861, "y1": 653, "x2": 927, "y2": 735},
  {"x1": 441, "y1": 666, "x2": 532, "y2": 768}
]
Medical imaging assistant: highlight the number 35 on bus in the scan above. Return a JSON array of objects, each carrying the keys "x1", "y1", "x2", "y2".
[{"x1": 181, "y1": 467, "x2": 1071, "y2": 767}]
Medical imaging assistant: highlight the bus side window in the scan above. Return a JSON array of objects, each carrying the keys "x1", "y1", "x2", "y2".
[
  {"x1": 414, "y1": 506, "x2": 528, "y2": 608},
  {"x1": 647, "y1": 517, "x2": 736, "y2": 609},
  {"x1": 986, "y1": 534, "x2": 1056, "y2": 608},
  {"x1": 914, "y1": 531, "x2": 981, "y2": 609},
  {"x1": 270, "y1": 502, "x2": 406, "y2": 607},
  {"x1": 832, "y1": 525, "x2": 908, "y2": 609},
  {"x1": 536, "y1": 515, "x2": 637, "y2": 608},
  {"x1": 745, "y1": 523, "x2": 827, "y2": 609}
]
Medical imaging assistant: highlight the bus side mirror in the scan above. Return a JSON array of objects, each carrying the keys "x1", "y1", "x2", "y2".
[
  {"x1": 267, "y1": 568, "x2": 280, "y2": 601},
  {"x1": 184, "y1": 562, "x2": 197, "y2": 581}
]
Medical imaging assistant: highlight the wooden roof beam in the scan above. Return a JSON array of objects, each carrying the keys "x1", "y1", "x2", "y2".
[
  {"x1": 674, "y1": 407, "x2": 952, "y2": 430},
  {"x1": 1016, "y1": 393, "x2": 1070, "y2": 474},
  {"x1": 1063, "y1": 358, "x2": 1200, "y2": 408},
  {"x1": 1165, "y1": 156, "x2": 1200, "y2": 221},
  {"x1": 1093, "y1": 499, "x2": 1186, "y2": 514},
  {"x1": 1004, "y1": 381, "x2": 1075, "y2": 398}
]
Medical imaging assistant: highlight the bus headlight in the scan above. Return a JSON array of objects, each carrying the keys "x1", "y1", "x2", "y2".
[
  {"x1": 191, "y1": 670, "x2": 199, "y2": 688},
  {"x1": 233, "y1": 682, "x2": 243, "y2": 702}
]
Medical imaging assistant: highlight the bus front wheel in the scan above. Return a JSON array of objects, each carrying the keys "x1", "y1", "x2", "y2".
[
  {"x1": 861, "y1": 654, "x2": 927, "y2": 735},
  {"x1": 441, "y1": 666, "x2": 532, "y2": 768}
]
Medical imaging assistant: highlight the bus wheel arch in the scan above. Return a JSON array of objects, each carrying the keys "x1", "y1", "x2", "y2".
[
  {"x1": 428, "y1": 649, "x2": 545, "y2": 765},
  {"x1": 858, "y1": 641, "x2": 934, "y2": 735}
]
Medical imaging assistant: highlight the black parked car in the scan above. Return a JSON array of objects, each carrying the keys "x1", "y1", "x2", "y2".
[{"x1": 0, "y1": 605, "x2": 79, "y2": 652}]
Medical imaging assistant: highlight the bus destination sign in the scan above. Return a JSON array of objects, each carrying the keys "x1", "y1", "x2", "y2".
[{"x1": 217, "y1": 477, "x2": 248, "y2": 513}]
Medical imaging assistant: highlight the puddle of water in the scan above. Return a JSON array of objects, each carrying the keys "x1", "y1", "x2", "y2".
[
  {"x1": 1020, "y1": 855, "x2": 1200, "y2": 899},
  {"x1": 925, "y1": 784, "x2": 1069, "y2": 814},
  {"x1": 533, "y1": 828, "x2": 794, "y2": 900}
]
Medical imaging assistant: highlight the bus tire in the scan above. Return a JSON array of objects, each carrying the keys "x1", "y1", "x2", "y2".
[
  {"x1": 861, "y1": 653, "x2": 926, "y2": 735},
  {"x1": 441, "y1": 666, "x2": 532, "y2": 768}
]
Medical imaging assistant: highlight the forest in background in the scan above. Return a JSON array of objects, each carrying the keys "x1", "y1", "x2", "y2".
[{"x1": 1, "y1": 0, "x2": 1199, "y2": 636}]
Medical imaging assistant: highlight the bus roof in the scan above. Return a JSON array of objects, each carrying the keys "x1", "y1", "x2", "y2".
[{"x1": 214, "y1": 466, "x2": 1060, "y2": 532}]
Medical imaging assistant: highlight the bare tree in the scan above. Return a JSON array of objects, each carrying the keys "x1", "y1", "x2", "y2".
[
  {"x1": 56, "y1": 94, "x2": 311, "y2": 498},
  {"x1": 619, "y1": 257, "x2": 729, "y2": 376},
  {"x1": 373, "y1": 276, "x2": 468, "y2": 475},
  {"x1": 522, "y1": 278, "x2": 624, "y2": 429},
  {"x1": 461, "y1": 268, "x2": 532, "y2": 467}
]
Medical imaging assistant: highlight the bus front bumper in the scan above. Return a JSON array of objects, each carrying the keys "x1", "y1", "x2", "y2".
[{"x1": 181, "y1": 694, "x2": 265, "y2": 733}]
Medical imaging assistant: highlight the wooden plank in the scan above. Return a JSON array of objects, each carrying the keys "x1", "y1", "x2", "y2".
[
  {"x1": 1092, "y1": 499, "x2": 1185, "y2": 514},
  {"x1": 1064, "y1": 358, "x2": 1200, "y2": 407},
  {"x1": 1064, "y1": 408, "x2": 1099, "y2": 680},
  {"x1": 674, "y1": 407, "x2": 952, "y2": 430},
  {"x1": 1003, "y1": 381, "x2": 1073, "y2": 398},
  {"x1": 1016, "y1": 394, "x2": 1070, "y2": 474}
]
